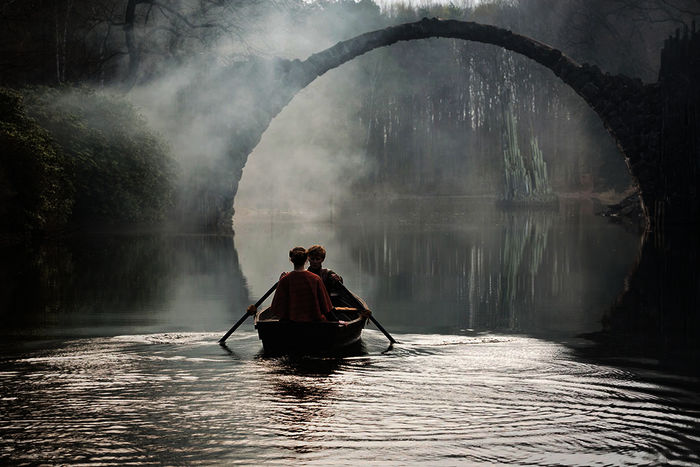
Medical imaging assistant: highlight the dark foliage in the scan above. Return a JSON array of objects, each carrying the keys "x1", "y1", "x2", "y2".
[
  {"x1": 22, "y1": 86, "x2": 177, "y2": 225},
  {"x1": 0, "y1": 86, "x2": 177, "y2": 235},
  {"x1": 0, "y1": 89, "x2": 73, "y2": 234},
  {"x1": 0, "y1": 0, "x2": 290, "y2": 87}
]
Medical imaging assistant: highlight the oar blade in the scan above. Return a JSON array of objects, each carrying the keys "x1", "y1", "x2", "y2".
[{"x1": 337, "y1": 282, "x2": 397, "y2": 344}]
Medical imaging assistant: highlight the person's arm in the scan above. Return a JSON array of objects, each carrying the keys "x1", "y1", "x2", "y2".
[
  {"x1": 317, "y1": 278, "x2": 335, "y2": 321},
  {"x1": 328, "y1": 269, "x2": 343, "y2": 284}
]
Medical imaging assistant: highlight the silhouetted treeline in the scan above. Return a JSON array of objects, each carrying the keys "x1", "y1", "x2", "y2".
[{"x1": 0, "y1": 0, "x2": 284, "y2": 87}]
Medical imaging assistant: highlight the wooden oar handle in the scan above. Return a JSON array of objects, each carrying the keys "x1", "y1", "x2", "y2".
[
  {"x1": 254, "y1": 282, "x2": 278, "y2": 307},
  {"x1": 335, "y1": 282, "x2": 396, "y2": 345},
  {"x1": 218, "y1": 281, "x2": 278, "y2": 345}
]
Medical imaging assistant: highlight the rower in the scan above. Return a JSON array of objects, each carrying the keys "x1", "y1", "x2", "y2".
[
  {"x1": 248, "y1": 246, "x2": 335, "y2": 322},
  {"x1": 307, "y1": 244, "x2": 343, "y2": 293},
  {"x1": 307, "y1": 244, "x2": 350, "y2": 318}
]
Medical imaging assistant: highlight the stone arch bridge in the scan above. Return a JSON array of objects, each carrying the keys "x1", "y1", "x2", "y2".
[{"x1": 180, "y1": 18, "x2": 698, "y2": 231}]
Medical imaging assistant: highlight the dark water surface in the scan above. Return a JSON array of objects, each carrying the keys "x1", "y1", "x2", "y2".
[{"x1": 1, "y1": 199, "x2": 699, "y2": 465}]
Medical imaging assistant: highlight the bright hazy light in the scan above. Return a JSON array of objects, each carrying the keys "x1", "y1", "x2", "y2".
[{"x1": 376, "y1": 0, "x2": 481, "y2": 8}]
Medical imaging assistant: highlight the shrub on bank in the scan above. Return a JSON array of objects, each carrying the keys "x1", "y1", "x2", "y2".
[
  {"x1": 0, "y1": 89, "x2": 73, "y2": 233},
  {"x1": 0, "y1": 86, "x2": 177, "y2": 235}
]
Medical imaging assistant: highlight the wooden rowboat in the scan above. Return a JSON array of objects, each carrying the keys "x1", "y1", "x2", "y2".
[{"x1": 254, "y1": 287, "x2": 369, "y2": 354}]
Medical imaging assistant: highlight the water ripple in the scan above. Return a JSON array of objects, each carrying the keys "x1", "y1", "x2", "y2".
[{"x1": 0, "y1": 332, "x2": 698, "y2": 465}]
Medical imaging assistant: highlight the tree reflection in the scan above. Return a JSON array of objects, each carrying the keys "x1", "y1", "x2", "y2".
[
  {"x1": 339, "y1": 199, "x2": 637, "y2": 336},
  {"x1": 499, "y1": 211, "x2": 553, "y2": 330},
  {"x1": 0, "y1": 235, "x2": 250, "y2": 335}
]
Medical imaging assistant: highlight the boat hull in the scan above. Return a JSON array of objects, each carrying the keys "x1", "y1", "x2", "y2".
[
  {"x1": 255, "y1": 317, "x2": 367, "y2": 354},
  {"x1": 254, "y1": 287, "x2": 369, "y2": 355}
]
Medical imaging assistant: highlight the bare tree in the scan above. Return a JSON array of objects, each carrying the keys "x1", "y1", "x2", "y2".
[
  {"x1": 0, "y1": 0, "x2": 293, "y2": 86},
  {"x1": 121, "y1": 0, "x2": 286, "y2": 86}
]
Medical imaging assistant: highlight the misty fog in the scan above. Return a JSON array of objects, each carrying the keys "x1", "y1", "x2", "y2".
[
  {"x1": 233, "y1": 64, "x2": 369, "y2": 221},
  {"x1": 3, "y1": 2, "x2": 700, "y2": 464}
]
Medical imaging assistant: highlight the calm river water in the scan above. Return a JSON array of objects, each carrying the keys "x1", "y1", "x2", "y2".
[{"x1": 1, "y1": 199, "x2": 699, "y2": 465}]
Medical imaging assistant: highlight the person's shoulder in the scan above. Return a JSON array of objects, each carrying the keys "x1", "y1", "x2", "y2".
[
  {"x1": 301, "y1": 270, "x2": 323, "y2": 281},
  {"x1": 326, "y1": 268, "x2": 341, "y2": 278},
  {"x1": 278, "y1": 271, "x2": 294, "y2": 281}
]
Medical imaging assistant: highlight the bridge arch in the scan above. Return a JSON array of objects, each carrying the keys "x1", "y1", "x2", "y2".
[
  {"x1": 237, "y1": 18, "x2": 656, "y2": 225},
  {"x1": 230, "y1": 19, "x2": 700, "y2": 361},
  {"x1": 297, "y1": 18, "x2": 605, "y2": 96},
  {"x1": 190, "y1": 18, "x2": 696, "y2": 231}
]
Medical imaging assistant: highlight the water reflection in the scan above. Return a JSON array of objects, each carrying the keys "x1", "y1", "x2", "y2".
[
  {"x1": 1, "y1": 198, "x2": 699, "y2": 464},
  {"x1": 2, "y1": 332, "x2": 699, "y2": 465},
  {"x1": 329, "y1": 198, "x2": 639, "y2": 335},
  {"x1": 0, "y1": 199, "x2": 641, "y2": 341},
  {"x1": 260, "y1": 356, "x2": 343, "y2": 449},
  {"x1": 0, "y1": 196, "x2": 651, "y2": 360},
  {"x1": 0, "y1": 235, "x2": 249, "y2": 336},
  {"x1": 581, "y1": 227, "x2": 700, "y2": 375}
]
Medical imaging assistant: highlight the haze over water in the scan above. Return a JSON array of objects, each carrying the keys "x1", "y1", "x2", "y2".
[{"x1": 2, "y1": 199, "x2": 699, "y2": 465}]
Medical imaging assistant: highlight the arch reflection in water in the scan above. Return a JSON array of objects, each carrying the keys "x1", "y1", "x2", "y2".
[{"x1": 320, "y1": 198, "x2": 639, "y2": 336}]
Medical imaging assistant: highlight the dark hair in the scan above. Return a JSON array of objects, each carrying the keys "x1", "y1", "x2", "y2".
[
  {"x1": 289, "y1": 246, "x2": 308, "y2": 267},
  {"x1": 307, "y1": 244, "x2": 326, "y2": 260}
]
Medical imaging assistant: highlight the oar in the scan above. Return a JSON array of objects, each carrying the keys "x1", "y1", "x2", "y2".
[
  {"x1": 337, "y1": 282, "x2": 397, "y2": 345},
  {"x1": 218, "y1": 282, "x2": 278, "y2": 345}
]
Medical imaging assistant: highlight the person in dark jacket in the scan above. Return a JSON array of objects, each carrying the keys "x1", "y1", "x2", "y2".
[{"x1": 306, "y1": 244, "x2": 343, "y2": 294}]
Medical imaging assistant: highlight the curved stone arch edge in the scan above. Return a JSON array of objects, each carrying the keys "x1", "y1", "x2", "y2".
[{"x1": 236, "y1": 18, "x2": 652, "y2": 225}]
